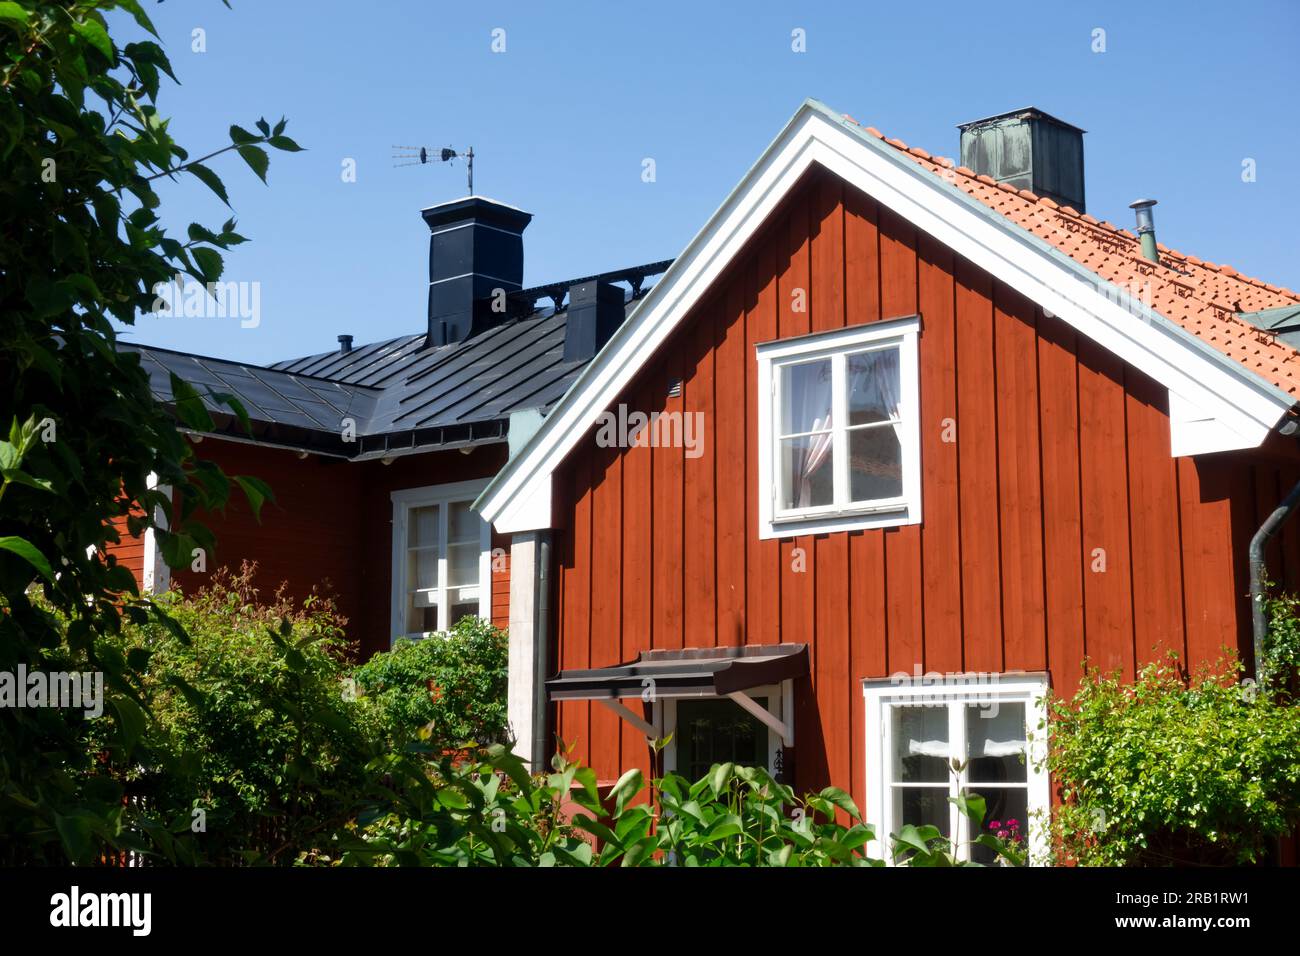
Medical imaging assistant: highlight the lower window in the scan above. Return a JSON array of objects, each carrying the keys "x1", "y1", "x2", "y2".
[
  {"x1": 390, "y1": 479, "x2": 491, "y2": 641},
  {"x1": 660, "y1": 684, "x2": 790, "y2": 781},
  {"x1": 862, "y1": 674, "x2": 1048, "y2": 864}
]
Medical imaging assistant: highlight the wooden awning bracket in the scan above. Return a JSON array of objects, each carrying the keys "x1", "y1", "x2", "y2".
[
  {"x1": 727, "y1": 690, "x2": 794, "y2": 747},
  {"x1": 596, "y1": 698, "x2": 658, "y2": 741}
]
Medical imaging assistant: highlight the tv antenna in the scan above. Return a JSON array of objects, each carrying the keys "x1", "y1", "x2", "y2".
[{"x1": 392, "y1": 144, "x2": 475, "y2": 194}]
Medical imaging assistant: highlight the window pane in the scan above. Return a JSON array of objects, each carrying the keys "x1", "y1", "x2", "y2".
[
  {"x1": 966, "y1": 702, "x2": 1027, "y2": 784},
  {"x1": 448, "y1": 500, "x2": 479, "y2": 543},
  {"x1": 406, "y1": 592, "x2": 437, "y2": 634},
  {"x1": 968, "y1": 787, "x2": 1029, "y2": 864},
  {"x1": 893, "y1": 705, "x2": 949, "y2": 783},
  {"x1": 892, "y1": 786, "x2": 951, "y2": 839},
  {"x1": 447, "y1": 541, "x2": 480, "y2": 588},
  {"x1": 677, "y1": 698, "x2": 769, "y2": 781},
  {"x1": 780, "y1": 359, "x2": 833, "y2": 435},
  {"x1": 780, "y1": 435, "x2": 834, "y2": 509},
  {"x1": 409, "y1": 505, "x2": 439, "y2": 548},
  {"x1": 848, "y1": 426, "x2": 902, "y2": 502},
  {"x1": 449, "y1": 597, "x2": 479, "y2": 627},
  {"x1": 847, "y1": 349, "x2": 901, "y2": 425},
  {"x1": 406, "y1": 546, "x2": 439, "y2": 591}
]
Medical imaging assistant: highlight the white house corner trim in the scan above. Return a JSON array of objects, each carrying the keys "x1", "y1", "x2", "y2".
[
  {"x1": 507, "y1": 531, "x2": 548, "y2": 770},
  {"x1": 141, "y1": 474, "x2": 171, "y2": 596}
]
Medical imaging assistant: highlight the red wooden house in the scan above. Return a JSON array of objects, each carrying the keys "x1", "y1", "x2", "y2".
[{"x1": 477, "y1": 101, "x2": 1300, "y2": 862}]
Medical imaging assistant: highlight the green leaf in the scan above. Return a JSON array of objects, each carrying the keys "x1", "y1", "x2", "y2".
[
  {"x1": 234, "y1": 475, "x2": 275, "y2": 522},
  {"x1": 0, "y1": 536, "x2": 54, "y2": 580},
  {"x1": 229, "y1": 124, "x2": 261, "y2": 145},
  {"x1": 55, "y1": 814, "x2": 94, "y2": 864},
  {"x1": 1, "y1": 468, "x2": 54, "y2": 494},
  {"x1": 109, "y1": 696, "x2": 147, "y2": 756},
  {"x1": 0, "y1": 3, "x2": 29, "y2": 29},
  {"x1": 237, "y1": 145, "x2": 269, "y2": 183},
  {"x1": 608, "y1": 768, "x2": 643, "y2": 817},
  {"x1": 169, "y1": 373, "x2": 214, "y2": 431},
  {"x1": 821, "y1": 785, "x2": 863, "y2": 822},
  {"x1": 268, "y1": 135, "x2": 303, "y2": 152},
  {"x1": 708, "y1": 762, "x2": 734, "y2": 798},
  {"x1": 209, "y1": 391, "x2": 251, "y2": 434},
  {"x1": 150, "y1": 606, "x2": 192, "y2": 646},
  {"x1": 191, "y1": 246, "x2": 223, "y2": 283},
  {"x1": 186, "y1": 162, "x2": 231, "y2": 206},
  {"x1": 73, "y1": 18, "x2": 114, "y2": 60}
]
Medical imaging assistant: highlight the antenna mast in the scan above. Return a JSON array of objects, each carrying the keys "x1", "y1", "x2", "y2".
[{"x1": 391, "y1": 144, "x2": 475, "y2": 195}]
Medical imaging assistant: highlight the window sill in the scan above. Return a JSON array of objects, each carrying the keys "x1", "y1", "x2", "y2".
[{"x1": 760, "y1": 502, "x2": 919, "y2": 540}]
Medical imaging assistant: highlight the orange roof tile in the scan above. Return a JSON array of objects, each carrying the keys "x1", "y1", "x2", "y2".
[{"x1": 869, "y1": 128, "x2": 1300, "y2": 398}]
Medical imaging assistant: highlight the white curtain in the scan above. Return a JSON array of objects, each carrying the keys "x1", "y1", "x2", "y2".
[
  {"x1": 788, "y1": 362, "x2": 834, "y2": 507},
  {"x1": 847, "y1": 349, "x2": 901, "y2": 437}
]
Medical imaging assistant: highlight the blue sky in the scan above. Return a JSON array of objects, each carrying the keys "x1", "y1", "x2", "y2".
[{"x1": 114, "y1": 0, "x2": 1300, "y2": 366}]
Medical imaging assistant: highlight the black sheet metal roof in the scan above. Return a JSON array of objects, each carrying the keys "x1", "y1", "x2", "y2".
[
  {"x1": 122, "y1": 262, "x2": 668, "y2": 459},
  {"x1": 546, "y1": 644, "x2": 810, "y2": 701}
]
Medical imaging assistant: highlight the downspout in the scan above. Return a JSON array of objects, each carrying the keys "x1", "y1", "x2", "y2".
[
  {"x1": 1249, "y1": 421, "x2": 1300, "y2": 683},
  {"x1": 530, "y1": 531, "x2": 552, "y2": 770}
]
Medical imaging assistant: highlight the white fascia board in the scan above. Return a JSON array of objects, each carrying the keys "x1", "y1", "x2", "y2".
[
  {"x1": 490, "y1": 473, "x2": 551, "y2": 534},
  {"x1": 477, "y1": 101, "x2": 1293, "y2": 530}
]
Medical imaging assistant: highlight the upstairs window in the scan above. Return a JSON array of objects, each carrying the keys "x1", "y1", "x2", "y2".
[
  {"x1": 755, "y1": 317, "x2": 920, "y2": 538},
  {"x1": 390, "y1": 480, "x2": 491, "y2": 642}
]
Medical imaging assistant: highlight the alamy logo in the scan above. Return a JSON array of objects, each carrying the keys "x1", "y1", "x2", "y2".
[
  {"x1": 594, "y1": 404, "x2": 704, "y2": 459},
  {"x1": 0, "y1": 665, "x2": 103, "y2": 718},
  {"x1": 49, "y1": 886, "x2": 151, "y2": 936},
  {"x1": 150, "y1": 273, "x2": 262, "y2": 328}
]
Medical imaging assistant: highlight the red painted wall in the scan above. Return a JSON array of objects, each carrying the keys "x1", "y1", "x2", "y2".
[
  {"x1": 128, "y1": 438, "x2": 512, "y2": 660},
  {"x1": 548, "y1": 167, "x2": 1300, "y2": 814},
  {"x1": 107, "y1": 510, "x2": 146, "y2": 592}
]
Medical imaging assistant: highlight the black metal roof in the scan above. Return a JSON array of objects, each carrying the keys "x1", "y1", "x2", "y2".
[{"x1": 124, "y1": 261, "x2": 669, "y2": 459}]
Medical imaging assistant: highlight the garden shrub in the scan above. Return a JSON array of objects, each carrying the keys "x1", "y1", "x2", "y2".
[
  {"x1": 330, "y1": 745, "x2": 1024, "y2": 867},
  {"x1": 1048, "y1": 651, "x2": 1300, "y2": 866},
  {"x1": 352, "y1": 616, "x2": 509, "y2": 752},
  {"x1": 96, "y1": 564, "x2": 382, "y2": 864}
]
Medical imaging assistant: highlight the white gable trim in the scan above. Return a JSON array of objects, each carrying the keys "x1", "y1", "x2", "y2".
[{"x1": 477, "y1": 101, "x2": 1293, "y2": 532}]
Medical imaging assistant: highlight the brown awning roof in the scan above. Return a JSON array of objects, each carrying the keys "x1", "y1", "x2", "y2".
[{"x1": 546, "y1": 644, "x2": 808, "y2": 701}]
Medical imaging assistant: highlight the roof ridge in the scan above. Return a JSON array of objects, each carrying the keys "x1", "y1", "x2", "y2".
[{"x1": 849, "y1": 114, "x2": 1300, "y2": 304}]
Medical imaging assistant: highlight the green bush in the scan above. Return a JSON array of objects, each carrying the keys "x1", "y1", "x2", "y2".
[
  {"x1": 330, "y1": 746, "x2": 1023, "y2": 867},
  {"x1": 1047, "y1": 653, "x2": 1300, "y2": 866},
  {"x1": 352, "y1": 617, "x2": 509, "y2": 751},
  {"x1": 96, "y1": 564, "x2": 382, "y2": 865}
]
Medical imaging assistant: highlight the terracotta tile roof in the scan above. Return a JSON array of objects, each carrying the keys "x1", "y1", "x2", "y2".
[{"x1": 843, "y1": 115, "x2": 1300, "y2": 399}]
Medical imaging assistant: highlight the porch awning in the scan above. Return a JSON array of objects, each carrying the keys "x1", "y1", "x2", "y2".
[{"x1": 546, "y1": 643, "x2": 808, "y2": 702}]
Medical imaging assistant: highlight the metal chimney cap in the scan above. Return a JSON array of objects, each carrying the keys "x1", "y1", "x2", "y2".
[
  {"x1": 1128, "y1": 198, "x2": 1158, "y2": 209},
  {"x1": 337, "y1": 334, "x2": 354, "y2": 354}
]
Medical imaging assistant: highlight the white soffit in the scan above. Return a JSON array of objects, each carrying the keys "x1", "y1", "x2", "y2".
[{"x1": 477, "y1": 100, "x2": 1293, "y2": 532}]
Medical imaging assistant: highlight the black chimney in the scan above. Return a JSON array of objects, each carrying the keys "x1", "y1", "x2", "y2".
[
  {"x1": 958, "y1": 108, "x2": 1086, "y2": 213},
  {"x1": 420, "y1": 196, "x2": 532, "y2": 348},
  {"x1": 562, "y1": 280, "x2": 625, "y2": 362}
]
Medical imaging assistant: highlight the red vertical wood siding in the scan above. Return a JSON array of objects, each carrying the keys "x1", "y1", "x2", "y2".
[
  {"x1": 107, "y1": 510, "x2": 147, "y2": 592},
  {"x1": 157, "y1": 439, "x2": 509, "y2": 660},
  {"x1": 549, "y1": 166, "x2": 1292, "y2": 811}
]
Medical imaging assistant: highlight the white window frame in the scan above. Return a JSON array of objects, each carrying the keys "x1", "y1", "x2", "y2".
[
  {"x1": 390, "y1": 478, "x2": 492, "y2": 643},
  {"x1": 755, "y1": 316, "x2": 921, "y2": 539},
  {"x1": 657, "y1": 681, "x2": 793, "y2": 779},
  {"x1": 862, "y1": 673, "x2": 1049, "y2": 865}
]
